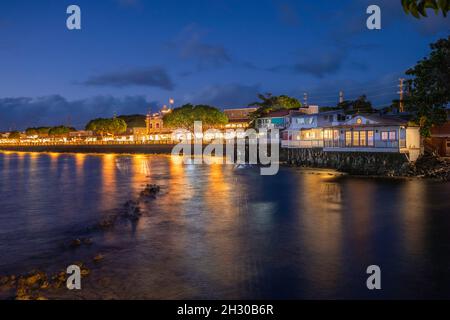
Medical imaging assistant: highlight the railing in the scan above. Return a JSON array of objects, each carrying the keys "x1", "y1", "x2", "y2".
[
  {"x1": 324, "y1": 139, "x2": 402, "y2": 149},
  {"x1": 281, "y1": 139, "x2": 323, "y2": 148}
]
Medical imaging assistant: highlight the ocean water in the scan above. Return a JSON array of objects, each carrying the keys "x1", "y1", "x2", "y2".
[{"x1": 1, "y1": 151, "x2": 450, "y2": 299}]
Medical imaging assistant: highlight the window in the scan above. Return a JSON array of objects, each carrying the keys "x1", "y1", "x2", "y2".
[
  {"x1": 360, "y1": 131, "x2": 366, "y2": 146},
  {"x1": 333, "y1": 130, "x2": 339, "y2": 140},
  {"x1": 156, "y1": 123, "x2": 160, "y2": 129},
  {"x1": 389, "y1": 131, "x2": 396, "y2": 141},
  {"x1": 367, "y1": 131, "x2": 374, "y2": 146},
  {"x1": 353, "y1": 131, "x2": 360, "y2": 146},
  {"x1": 150, "y1": 123, "x2": 153, "y2": 129},
  {"x1": 345, "y1": 131, "x2": 352, "y2": 147},
  {"x1": 381, "y1": 131, "x2": 389, "y2": 141}
]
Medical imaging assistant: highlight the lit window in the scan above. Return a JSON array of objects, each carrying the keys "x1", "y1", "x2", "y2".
[
  {"x1": 368, "y1": 131, "x2": 374, "y2": 146},
  {"x1": 345, "y1": 131, "x2": 352, "y2": 146},
  {"x1": 360, "y1": 131, "x2": 366, "y2": 146},
  {"x1": 389, "y1": 131, "x2": 396, "y2": 141},
  {"x1": 333, "y1": 130, "x2": 339, "y2": 140},
  {"x1": 381, "y1": 131, "x2": 389, "y2": 141},
  {"x1": 353, "y1": 131, "x2": 360, "y2": 146}
]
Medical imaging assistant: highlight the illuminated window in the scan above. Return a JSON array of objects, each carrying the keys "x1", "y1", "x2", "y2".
[
  {"x1": 360, "y1": 131, "x2": 366, "y2": 146},
  {"x1": 367, "y1": 131, "x2": 374, "y2": 146},
  {"x1": 333, "y1": 130, "x2": 339, "y2": 140},
  {"x1": 389, "y1": 131, "x2": 396, "y2": 141},
  {"x1": 381, "y1": 131, "x2": 389, "y2": 141},
  {"x1": 353, "y1": 131, "x2": 360, "y2": 146},
  {"x1": 345, "y1": 131, "x2": 352, "y2": 146},
  {"x1": 356, "y1": 118, "x2": 362, "y2": 124}
]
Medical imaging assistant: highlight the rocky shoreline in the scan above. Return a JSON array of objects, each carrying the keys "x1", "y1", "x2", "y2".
[{"x1": 0, "y1": 183, "x2": 161, "y2": 300}]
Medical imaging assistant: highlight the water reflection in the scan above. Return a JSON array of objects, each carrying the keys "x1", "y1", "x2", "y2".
[{"x1": 1, "y1": 152, "x2": 450, "y2": 299}]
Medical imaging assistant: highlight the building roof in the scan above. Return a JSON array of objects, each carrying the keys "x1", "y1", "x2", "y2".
[{"x1": 263, "y1": 109, "x2": 293, "y2": 118}]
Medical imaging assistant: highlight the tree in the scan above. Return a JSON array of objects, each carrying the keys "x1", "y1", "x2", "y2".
[
  {"x1": 25, "y1": 127, "x2": 51, "y2": 136},
  {"x1": 248, "y1": 93, "x2": 302, "y2": 124},
  {"x1": 48, "y1": 126, "x2": 76, "y2": 136},
  {"x1": 85, "y1": 118, "x2": 127, "y2": 136},
  {"x1": 8, "y1": 131, "x2": 21, "y2": 139},
  {"x1": 402, "y1": 0, "x2": 449, "y2": 18},
  {"x1": 337, "y1": 95, "x2": 374, "y2": 114},
  {"x1": 405, "y1": 36, "x2": 450, "y2": 137},
  {"x1": 118, "y1": 114, "x2": 146, "y2": 128},
  {"x1": 163, "y1": 104, "x2": 228, "y2": 131}
]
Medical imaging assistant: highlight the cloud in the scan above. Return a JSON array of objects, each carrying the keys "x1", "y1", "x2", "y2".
[
  {"x1": 183, "y1": 83, "x2": 261, "y2": 108},
  {"x1": 270, "y1": 48, "x2": 348, "y2": 78},
  {"x1": 0, "y1": 95, "x2": 158, "y2": 131},
  {"x1": 168, "y1": 24, "x2": 232, "y2": 70},
  {"x1": 83, "y1": 66, "x2": 174, "y2": 90}
]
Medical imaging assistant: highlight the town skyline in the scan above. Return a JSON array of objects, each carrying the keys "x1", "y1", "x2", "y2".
[{"x1": 1, "y1": 0, "x2": 449, "y2": 130}]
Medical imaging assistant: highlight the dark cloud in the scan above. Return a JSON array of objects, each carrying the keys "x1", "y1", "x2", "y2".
[
  {"x1": 168, "y1": 24, "x2": 232, "y2": 71},
  {"x1": 183, "y1": 83, "x2": 261, "y2": 108},
  {"x1": 270, "y1": 48, "x2": 347, "y2": 78},
  {"x1": 0, "y1": 95, "x2": 158, "y2": 131},
  {"x1": 83, "y1": 67, "x2": 174, "y2": 90}
]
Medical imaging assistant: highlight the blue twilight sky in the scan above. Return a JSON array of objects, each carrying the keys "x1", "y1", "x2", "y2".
[{"x1": 0, "y1": 0, "x2": 449, "y2": 130}]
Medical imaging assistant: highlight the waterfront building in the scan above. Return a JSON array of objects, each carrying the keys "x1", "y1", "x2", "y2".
[
  {"x1": 322, "y1": 114, "x2": 421, "y2": 161},
  {"x1": 282, "y1": 110, "x2": 347, "y2": 148},
  {"x1": 144, "y1": 105, "x2": 172, "y2": 141},
  {"x1": 223, "y1": 107, "x2": 257, "y2": 129},
  {"x1": 430, "y1": 120, "x2": 450, "y2": 157},
  {"x1": 255, "y1": 109, "x2": 294, "y2": 131}
]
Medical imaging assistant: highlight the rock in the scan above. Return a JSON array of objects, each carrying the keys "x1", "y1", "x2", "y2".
[
  {"x1": 123, "y1": 200, "x2": 142, "y2": 220},
  {"x1": 70, "y1": 239, "x2": 82, "y2": 248},
  {"x1": 139, "y1": 184, "x2": 160, "y2": 198},
  {"x1": 93, "y1": 254, "x2": 105, "y2": 263},
  {"x1": 82, "y1": 238, "x2": 93, "y2": 245}
]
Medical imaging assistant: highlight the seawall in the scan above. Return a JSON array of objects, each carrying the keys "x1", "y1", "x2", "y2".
[{"x1": 281, "y1": 147, "x2": 410, "y2": 176}]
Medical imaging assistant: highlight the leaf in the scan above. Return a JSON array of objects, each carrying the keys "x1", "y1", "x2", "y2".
[{"x1": 409, "y1": 2, "x2": 421, "y2": 17}]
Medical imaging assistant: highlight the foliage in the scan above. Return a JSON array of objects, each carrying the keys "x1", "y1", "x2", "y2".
[
  {"x1": 8, "y1": 131, "x2": 21, "y2": 139},
  {"x1": 48, "y1": 126, "x2": 76, "y2": 136},
  {"x1": 337, "y1": 95, "x2": 374, "y2": 114},
  {"x1": 117, "y1": 114, "x2": 146, "y2": 128},
  {"x1": 405, "y1": 36, "x2": 450, "y2": 137},
  {"x1": 401, "y1": 0, "x2": 449, "y2": 18},
  {"x1": 248, "y1": 93, "x2": 302, "y2": 124},
  {"x1": 85, "y1": 118, "x2": 127, "y2": 136},
  {"x1": 162, "y1": 104, "x2": 228, "y2": 131},
  {"x1": 25, "y1": 127, "x2": 51, "y2": 136}
]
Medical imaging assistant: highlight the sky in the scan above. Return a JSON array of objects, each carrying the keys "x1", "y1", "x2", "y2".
[{"x1": 0, "y1": 0, "x2": 449, "y2": 130}]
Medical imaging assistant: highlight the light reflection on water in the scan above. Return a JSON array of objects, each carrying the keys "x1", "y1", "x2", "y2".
[{"x1": 1, "y1": 151, "x2": 450, "y2": 299}]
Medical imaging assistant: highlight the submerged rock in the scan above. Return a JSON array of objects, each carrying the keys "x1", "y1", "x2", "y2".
[
  {"x1": 123, "y1": 200, "x2": 142, "y2": 220},
  {"x1": 139, "y1": 184, "x2": 160, "y2": 198}
]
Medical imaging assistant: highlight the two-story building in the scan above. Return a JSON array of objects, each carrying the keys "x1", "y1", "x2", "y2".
[
  {"x1": 322, "y1": 114, "x2": 421, "y2": 161},
  {"x1": 223, "y1": 107, "x2": 257, "y2": 129},
  {"x1": 282, "y1": 110, "x2": 347, "y2": 148}
]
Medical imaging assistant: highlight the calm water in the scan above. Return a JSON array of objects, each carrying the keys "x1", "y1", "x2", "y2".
[{"x1": 1, "y1": 151, "x2": 450, "y2": 299}]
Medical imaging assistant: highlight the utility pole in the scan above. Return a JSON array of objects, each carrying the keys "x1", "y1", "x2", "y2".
[
  {"x1": 339, "y1": 91, "x2": 344, "y2": 104},
  {"x1": 303, "y1": 92, "x2": 308, "y2": 107},
  {"x1": 398, "y1": 78, "x2": 405, "y2": 113}
]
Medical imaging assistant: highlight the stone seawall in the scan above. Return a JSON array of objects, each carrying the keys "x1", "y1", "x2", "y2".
[{"x1": 281, "y1": 148, "x2": 410, "y2": 176}]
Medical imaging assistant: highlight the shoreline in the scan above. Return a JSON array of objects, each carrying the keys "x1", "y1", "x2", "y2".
[{"x1": 1, "y1": 145, "x2": 449, "y2": 182}]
